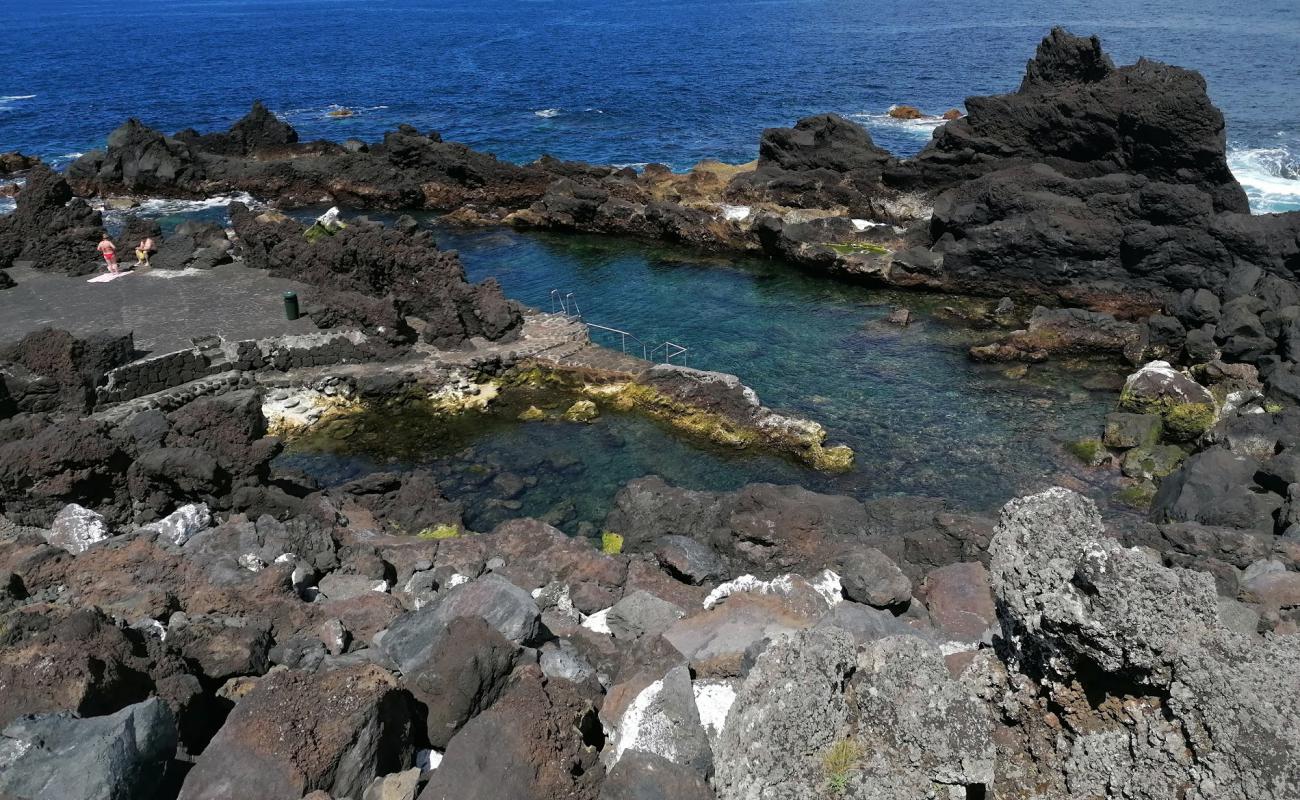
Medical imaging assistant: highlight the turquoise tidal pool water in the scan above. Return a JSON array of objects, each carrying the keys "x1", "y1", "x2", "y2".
[{"x1": 276, "y1": 222, "x2": 1128, "y2": 533}]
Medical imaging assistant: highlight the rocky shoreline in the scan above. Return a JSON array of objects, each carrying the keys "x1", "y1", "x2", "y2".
[{"x1": 0, "y1": 26, "x2": 1298, "y2": 800}]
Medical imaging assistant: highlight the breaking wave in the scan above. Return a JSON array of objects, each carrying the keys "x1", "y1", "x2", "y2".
[
  {"x1": 533, "y1": 108, "x2": 561, "y2": 118},
  {"x1": 1228, "y1": 145, "x2": 1300, "y2": 213}
]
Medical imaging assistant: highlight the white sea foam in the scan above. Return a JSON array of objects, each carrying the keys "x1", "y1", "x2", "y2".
[
  {"x1": 0, "y1": 197, "x2": 14, "y2": 217},
  {"x1": 0, "y1": 94, "x2": 35, "y2": 111},
  {"x1": 97, "y1": 192, "x2": 262, "y2": 224},
  {"x1": 851, "y1": 111, "x2": 948, "y2": 137},
  {"x1": 533, "y1": 108, "x2": 561, "y2": 118},
  {"x1": 1228, "y1": 145, "x2": 1300, "y2": 213}
]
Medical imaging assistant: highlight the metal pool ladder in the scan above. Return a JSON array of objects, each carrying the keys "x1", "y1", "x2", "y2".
[{"x1": 551, "y1": 289, "x2": 689, "y2": 366}]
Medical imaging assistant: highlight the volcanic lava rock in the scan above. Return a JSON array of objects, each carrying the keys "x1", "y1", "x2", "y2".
[
  {"x1": 990, "y1": 487, "x2": 1300, "y2": 797},
  {"x1": 179, "y1": 664, "x2": 415, "y2": 800},
  {"x1": 403, "y1": 616, "x2": 519, "y2": 748},
  {"x1": 895, "y1": 28, "x2": 1244, "y2": 210},
  {"x1": 0, "y1": 606, "x2": 157, "y2": 728},
  {"x1": 417, "y1": 666, "x2": 602, "y2": 800},
  {"x1": 0, "y1": 165, "x2": 103, "y2": 274},
  {"x1": 229, "y1": 202, "x2": 523, "y2": 347}
]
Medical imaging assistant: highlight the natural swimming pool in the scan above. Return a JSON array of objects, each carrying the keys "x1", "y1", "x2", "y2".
[{"x1": 274, "y1": 221, "x2": 1127, "y2": 532}]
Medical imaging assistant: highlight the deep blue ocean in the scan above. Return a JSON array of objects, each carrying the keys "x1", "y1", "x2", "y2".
[{"x1": 2, "y1": 0, "x2": 1299, "y2": 211}]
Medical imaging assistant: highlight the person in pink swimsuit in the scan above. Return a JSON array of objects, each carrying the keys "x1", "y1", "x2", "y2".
[{"x1": 96, "y1": 233, "x2": 118, "y2": 273}]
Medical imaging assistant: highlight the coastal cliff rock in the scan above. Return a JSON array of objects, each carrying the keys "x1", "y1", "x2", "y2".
[
  {"x1": 893, "y1": 28, "x2": 1246, "y2": 211},
  {"x1": 899, "y1": 28, "x2": 1300, "y2": 315},
  {"x1": 0, "y1": 164, "x2": 103, "y2": 274}
]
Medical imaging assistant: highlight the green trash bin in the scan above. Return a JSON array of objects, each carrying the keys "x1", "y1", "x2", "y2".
[{"x1": 283, "y1": 291, "x2": 300, "y2": 321}]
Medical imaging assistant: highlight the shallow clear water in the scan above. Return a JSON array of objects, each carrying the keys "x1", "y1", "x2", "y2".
[
  {"x1": 2, "y1": 0, "x2": 1298, "y2": 211},
  {"x1": 278, "y1": 223, "x2": 1126, "y2": 532}
]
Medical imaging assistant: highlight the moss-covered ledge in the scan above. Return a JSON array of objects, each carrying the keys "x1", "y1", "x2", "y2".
[{"x1": 518, "y1": 361, "x2": 855, "y2": 472}]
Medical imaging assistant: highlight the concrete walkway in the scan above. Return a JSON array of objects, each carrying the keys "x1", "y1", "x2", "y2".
[{"x1": 0, "y1": 262, "x2": 320, "y2": 357}]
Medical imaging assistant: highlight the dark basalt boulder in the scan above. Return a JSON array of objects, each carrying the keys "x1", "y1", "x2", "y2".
[
  {"x1": 1, "y1": 327, "x2": 134, "y2": 414},
  {"x1": 371, "y1": 124, "x2": 551, "y2": 210},
  {"x1": 727, "y1": 113, "x2": 897, "y2": 212},
  {"x1": 755, "y1": 113, "x2": 892, "y2": 177},
  {"x1": 0, "y1": 165, "x2": 104, "y2": 274},
  {"x1": 149, "y1": 220, "x2": 233, "y2": 270},
  {"x1": 417, "y1": 665, "x2": 602, "y2": 800},
  {"x1": 67, "y1": 119, "x2": 208, "y2": 197},
  {"x1": 320, "y1": 470, "x2": 464, "y2": 535},
  {"x1": 228, "y1": 202, "x2": 523, "y2": 347},
  {"x1": 0, "y1": 417, "x2": 132, "y2": 525},
  {"x1": 403, "y1": 616, "x2": 519, "y2": 748}
]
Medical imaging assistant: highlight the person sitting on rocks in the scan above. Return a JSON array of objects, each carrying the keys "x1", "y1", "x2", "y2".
[
  {"x1": 96, "y1": 233, "x2": 119, "y2": 274},
  {"x1": 135, "y1": 235, "x2": 154, "y2": 268}
]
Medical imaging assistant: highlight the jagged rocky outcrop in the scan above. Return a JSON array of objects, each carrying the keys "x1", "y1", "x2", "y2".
[
  {"x1": 228, "y1": 203, "x2": 523, "y2": 347},
  {"x1": 67, "y1": 104, "x2": 546, "y2": 211},
  {"x1": 0, "y1": 164, "x2": 104, "y2": 274}
]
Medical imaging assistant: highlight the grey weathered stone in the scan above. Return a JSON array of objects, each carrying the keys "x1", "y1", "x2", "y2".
[
  {"x1": 653, "y1": 535, "x2": 725, "y2": 585},
  {"x1": 712, "y1": 628, "x2": 855, "y2": 799},
  {"x1": 989, "y1": 487, "x2": 1300, "y2": 798},
  {"x1": 363, "y1": 768, "x2": 421, "y2": 800},
  {"x1": 540, "y1": 639, "x2": 598, "y2": 685},
  {"x1": 319, "y1": 572, "x2": 389, "y2": 601},
  {"x1": 375, "y1": 607, "x2": 450, "y2": 676},
  {"x1": 432, "y1": 573, "x2": 540, "y2": 644},
  {"x1": 606, "y1": 590, "x2": 686, "y2": 641},
  {"x1": 837, "y1": 547, "x2": 911, "y2": 608},
  {"x1": 0, "y1": 698, "x2": 176, "y2": 800}
]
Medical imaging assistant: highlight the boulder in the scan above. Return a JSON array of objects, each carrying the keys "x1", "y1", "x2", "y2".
[
  {"x1": 431, "y1": 573, "x2": 540, "y2": 644},
  {"x1": 712, "y1": 628, "x2": 856, "y2": 799},
  {"x1": 1152, "y1": 449, "x2": 1282, "y2": 533},
  {"x1": 139, "y1": 502, "x2": 211, "y2": 546},
  {"x1": 403, "y1": 616, "x2": 518, "y2": 748},
  {"x1": 837, "y1": 547, "x2": 911, "y2": 609},
  {"x1": 179, "y1": 664, "x2": 415, "y2": 800},
  {"x1": 653, "y1": 535, "x2": 724, "y2": 584},
  {"x1": 605, "y1": 663, "x2": 713, "y2": 778},
  {"x1": 600, "y1": 751, "x2": 715, "y2": 800},
  {"x1": 989, "y1": 487, "x2": 1300, "y2": 796},
  {"x1": 45, "y1": 502, "x2": 111, "y2": 554},
  {"x1": 0, "y1": 606, "x2": 155, "y2": 727},
  {"x1": 918, "y1": 561, "x2": 996, "y2": 642},
  {"x1": 0, "y1": 165, "x2": 103, "y2": 274},
  {"x1": 0, "y1": 698, "x2": 177, "y2": 800},
  {"x1": 605, "y1": 590, "x2": 686, "y2": 642},
  {"x1": 417, "y1": 666, "x2": 601, "y2": 800}
]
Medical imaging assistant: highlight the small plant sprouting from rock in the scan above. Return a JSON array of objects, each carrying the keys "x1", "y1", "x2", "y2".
[
  {"x1": 601, "y1": 531, "x2": 624, "y2": 555},
  {"x1": 822, "y1": 737, "x2": 862, "y2": 796},
  {"x1": 417, "y1": 524, "x2": 461, "y2": 540}
]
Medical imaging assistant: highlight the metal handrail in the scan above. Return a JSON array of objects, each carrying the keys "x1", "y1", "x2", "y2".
[
  {"x1": 550, "y1": 288, "x2": 688, "y2": 365},
  {"x1": 586, "y1": 323, "x2": 648, "y2": 360},
  {"x1": 649, "y1": 341, "x2": 689, "y2": 366}
]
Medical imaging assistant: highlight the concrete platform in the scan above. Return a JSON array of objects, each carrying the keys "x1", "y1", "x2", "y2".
[{"x1": 0, "y1": 262, "x2": 321, "y2": 357}]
